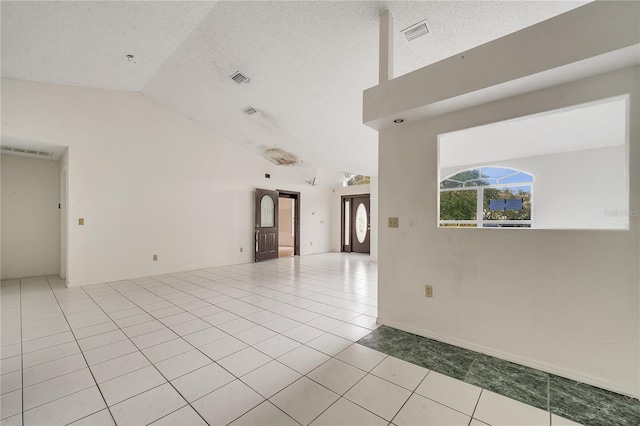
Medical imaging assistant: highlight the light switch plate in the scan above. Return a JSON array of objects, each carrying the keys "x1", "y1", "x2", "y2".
[
  {"x1": 78, "y1": 218, "x2": 84, "y2": 226},
  {"x1": 388, "y1": 217, "x2": 399, "y2": 228}
]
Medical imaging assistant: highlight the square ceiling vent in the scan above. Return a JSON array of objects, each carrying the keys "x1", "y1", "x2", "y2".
[
  {"x1": 230, "y1": 71, "x2": 250, "y2": 84},
  {"x1": 402, "y1": 20, "x2": 429, "y2": 41}
]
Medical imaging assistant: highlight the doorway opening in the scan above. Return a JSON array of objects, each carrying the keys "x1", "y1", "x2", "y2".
[
  {"x1": 278, "y1": 190, "x2": 300, "y2": 258},
  {"x1": 341, "y1": 194, "x2": 371, "y2": 254},
  {"x1": 278, "y1": 197, "x2": 295, "y2": 257},
  {"x1": 0, "y1": 146, "x2": 67, "y2": 281},
  {"x1": 255, "y1": 188, "x2": 300, "y2": 262}
]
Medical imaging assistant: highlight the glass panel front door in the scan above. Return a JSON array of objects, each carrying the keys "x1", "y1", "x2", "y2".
[
  {"x1": 343, "y1": 195, "x2": 370, "y2": 254},
  {"x1": 355, "y1": 203, "x2": 367, "y2": 244}
]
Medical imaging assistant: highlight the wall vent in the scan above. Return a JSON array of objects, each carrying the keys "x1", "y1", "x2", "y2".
[
  {"x1": 402, "y1": 20, "x2": 429, "y2": 41},
  {"x1": 230, "y1": 71, "x2": 250, "y2": 84},
  {"x1": 1, "y1": 145, "x2": 53, "y2": 157},
  {"x1": 242, "y1": 106, "x2": 257, "y2": 115}
]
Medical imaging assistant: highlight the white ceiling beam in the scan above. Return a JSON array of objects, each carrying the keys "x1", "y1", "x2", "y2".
[
  {"x1": 364, "y1": 1, "x2": 640, "y2": 130},
  {"x1": 379, "y1": 9, "x2": 394, "y2": 84}
]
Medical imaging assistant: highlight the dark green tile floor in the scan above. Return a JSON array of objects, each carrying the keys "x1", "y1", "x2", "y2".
[{"x1": 357, "y1": 326, "x2": 640, "y2": 426}]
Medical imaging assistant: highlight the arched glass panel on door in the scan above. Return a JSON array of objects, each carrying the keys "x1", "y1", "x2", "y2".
[
  {"x1": 260, "y1": 195, "x2": 275, "y2": 227},
  {"x1": 355, "y1": 203, "x2": 368, "y2": 243}
]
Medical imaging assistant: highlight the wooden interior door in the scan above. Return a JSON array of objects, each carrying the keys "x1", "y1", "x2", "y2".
[{"x1": 255, "y1": 188, "x2": 279, "y2": 261}]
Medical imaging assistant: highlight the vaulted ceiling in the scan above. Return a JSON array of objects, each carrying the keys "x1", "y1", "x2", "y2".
[{"x1": 1, "y1": 1, "x2": 588, "y2": 183}]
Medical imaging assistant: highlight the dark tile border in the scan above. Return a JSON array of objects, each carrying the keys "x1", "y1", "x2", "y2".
[{"x1": 358, "y1": 326, "x2": 640, "y2": 425}]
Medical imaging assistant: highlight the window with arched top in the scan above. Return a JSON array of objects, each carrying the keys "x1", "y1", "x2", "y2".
[
  {"x1": 439, "y1": 167, "x2": 533, "y2": 228},
  {"x1": 343, "y1": 174, "x2": 371, "y2": 187}
]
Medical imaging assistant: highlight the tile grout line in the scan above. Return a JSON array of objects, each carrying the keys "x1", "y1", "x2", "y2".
[
  {"x1": 360, "y1": 327, "x2": 557, "y2": 414},
  {"x1": 160, "y1": 266, "x2": 374, "y2": 323},
  {"x1": 547, "y1": 373, "x2": 551, "y2": 414},
  {"x1": 43, "y1": 275, "x2": 119, "y2": 426},
  {"x1": 69, "y1": 282, "x2": 211, "y2": 426},
  {"x1": 116, "y1": 266, "x2": 378, "y2": 425},
  {"x1": 388, "y1": 373, "x2": 425, "y2": 426},
  {"x1": 170, "y1": 267, "x2": 371, "y2": 307},
  {"x1": 21, "y1": 351, "x2": 84, "y2": 380},
  {"x1": 99, "y1": 279, "x2": 312, "y2": 425},
  {"x1": 254, "y1": 340, "x2": 389, "y2": 425},
  {"x1": 225, "y1": 348, "x2": 347, "y2": 425},
  {"x1": 463, "y1": 358, "x2": 477, "y2": 382},
  {"x1": 135, "y1": 283, "x2": 328, "y2": 425},
  {"x1": 105, "y1": 276, "x2": 329, "y2": 425},
  {"x1": 21, "y1": 330, "x2": 78, "y2": 353},
  {"x1": 20, "y1": 278, "x2": 24, "y2": 426},
  {"x1": 104, "y1": 272, "x2": 368, "y2": 374},
  {"x1": 371, "y1": 355, "x2": 430, "y2": 424},
  {"x1": 12, "y1": 256, "x2": 378, "y2": 425},
  {"x1": 361, "y1": 326, "x2": 618, "y2": 426},
  {"x1": 470, "y1": 389, "x2": 484, "y2": 423},
  {"x1": 147, "y1": 403, "x2": 215, "y2": 426}
]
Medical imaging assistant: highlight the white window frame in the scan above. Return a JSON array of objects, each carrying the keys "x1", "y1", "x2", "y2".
[{"x1": 439, "y1": 168, "x2": 534, "y2": 228}]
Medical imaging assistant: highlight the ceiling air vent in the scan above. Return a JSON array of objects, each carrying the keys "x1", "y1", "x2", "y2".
[
  {"x1": 230, "y1": 71, "x2": 250, "y2": 84},
  {"x1": 1, "y1": 145, "x2": 53, "y2": 157},
  {"x1": 242, "y1": 106, "x2": 257, "y2": 115},
  {"x1": 402, "y1": 20, "x2": 429, "y2": 42}
]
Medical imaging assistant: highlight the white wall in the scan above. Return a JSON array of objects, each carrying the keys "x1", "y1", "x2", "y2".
[
  {"x1": 376, "y1": 67, "x2": 639, "y2": 397},
  {"x1": 1, "y1": 155, "x2": 60, "y2": 278},
  {"x1": 1, "y1": 78, "x2": 332, "y2": 287},
  {"x1": 278, "y1": 198, "x2": 294, "y2": 247},
  {"x1": 441, "y1": 146, "x2": 627, "y2": 229}
]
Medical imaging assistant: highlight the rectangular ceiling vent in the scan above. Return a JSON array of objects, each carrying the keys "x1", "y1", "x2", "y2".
[
  {"x1": 230, "y1": 71, "x2": 250, "y2": 84},
  {"x1": 1, "y1": 145, "x2": 53, "y2": 157},
  {"x1": 402, "y1": 20, "x2": 429, "y2": 42},
  {"x1": 242, "y1": 106, "x2": 257, "y2": 115}
]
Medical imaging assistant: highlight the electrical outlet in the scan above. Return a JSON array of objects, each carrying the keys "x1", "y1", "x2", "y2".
[
  {"x1": 153, "y1": 255, "x2": 158, "y2": 261},
  {"x1": 78, "y1": 218, "x2": 85, "y2": 225},
  {"x1": 240, "y1": 247, "x2": 243, "y2": 252},
  {"x1": 388, "y1": 217, "x2": 399, "y2": 228},
  {"x1": 424, "y1": 285, "x2": 433, "y2": 298}
]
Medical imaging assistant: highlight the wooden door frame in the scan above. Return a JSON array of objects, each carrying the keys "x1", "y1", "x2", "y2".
[
  {"x1": 60, "y1": 165, "x2": 68, "y2": 282},
  {"x1": 277, "y1": 190, "x2": 300, "y2": 256},
  {"x1": 341, "y1": 193, "x2": 370, "y2": 253}
]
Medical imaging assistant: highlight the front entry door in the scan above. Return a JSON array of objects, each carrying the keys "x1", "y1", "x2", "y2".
[
  {"x1": 350, "y1": 196, "x2": 371, "y2": 254},
  {"x1": 255, "y1": 188, "x2": 279, "y2": 261}
]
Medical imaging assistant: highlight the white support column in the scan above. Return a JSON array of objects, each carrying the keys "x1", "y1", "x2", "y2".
[{"x1": 379, "y1": 9, "x2": 394, "y2": 84}]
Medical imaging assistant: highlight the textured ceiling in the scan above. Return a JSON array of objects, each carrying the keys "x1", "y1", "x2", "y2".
[
  {"x1": 0, "y1": 1, "x2": 216, "y2": 91},
  {"x1": 1, "y1": 1, "x2": 589, "y2": 182}
]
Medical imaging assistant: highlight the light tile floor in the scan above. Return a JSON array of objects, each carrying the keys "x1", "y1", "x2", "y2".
[{"x1": 2, "y1": 253, "x2": 582, "y2": 425}]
